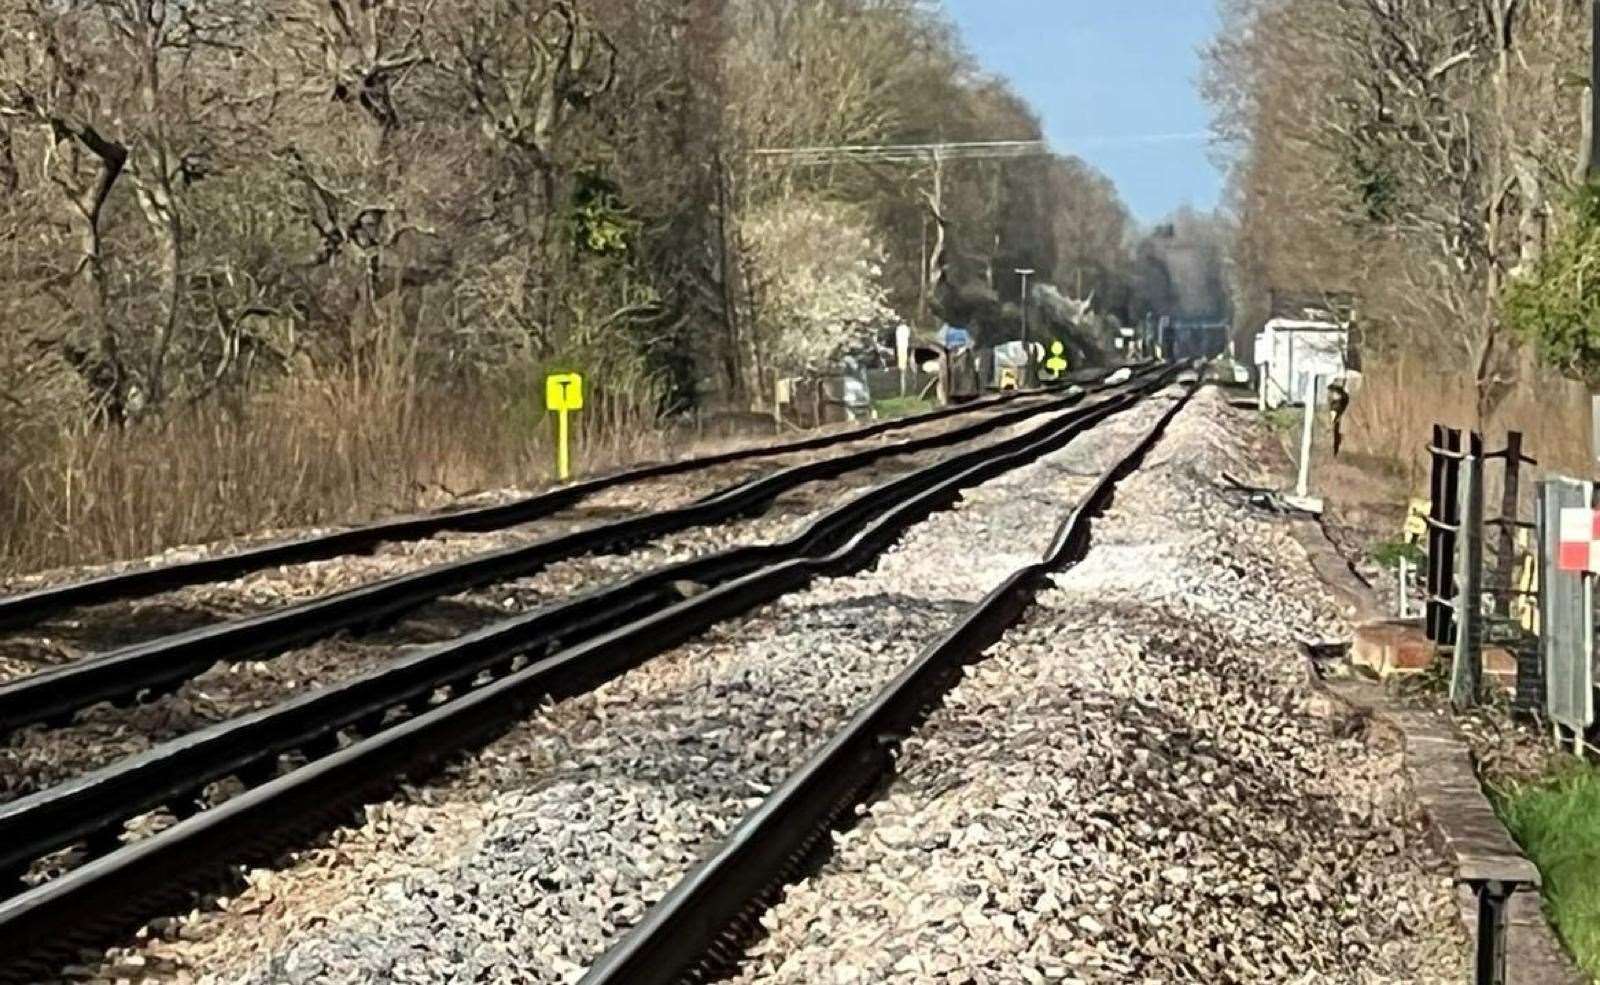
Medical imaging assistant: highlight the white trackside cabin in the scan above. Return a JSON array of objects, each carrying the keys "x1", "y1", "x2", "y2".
[{"x1": 1252, "y1": 318, "x2": 1350, "y2": 410}]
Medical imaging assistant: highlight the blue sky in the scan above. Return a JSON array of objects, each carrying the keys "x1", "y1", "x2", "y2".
[{"x1": 942, "y1": 0, "x2": 1224, "y2": 224}]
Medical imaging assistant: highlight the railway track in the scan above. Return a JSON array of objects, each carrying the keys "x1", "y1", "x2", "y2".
[
  {"x1": 0, "y1": 380, "x2": 1091, "y2": 633},
  {"x1": 0, "y1": 365, "x2": 1181, "y2": 981},
  {"x1": 582, "y1": 370, "x2": 1199, "y2": 985},
  {"x1": 0, "y1": 376, "x2": 1116, "y2": 736}
]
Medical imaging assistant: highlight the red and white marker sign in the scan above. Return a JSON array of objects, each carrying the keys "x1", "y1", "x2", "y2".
[{"x1": 1559, "y1": 508, "x2": 1600, "y2": 573}]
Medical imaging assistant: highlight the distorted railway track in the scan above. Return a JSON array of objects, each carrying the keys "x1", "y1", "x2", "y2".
[
  {"x1": 0, "y1": 379, "x2": 1091, "y2": 634},
  {"x1": 0, "y1": 375, "x2": 1121, "y2": 736},
  {"x1": 581, "y1": 371, "x2": 1198, "y2": 985},
  {"x1": 0, "y1": 365, "x2": 1181, "y2": 982}
]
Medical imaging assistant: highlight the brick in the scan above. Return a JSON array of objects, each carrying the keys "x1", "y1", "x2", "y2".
[
  {"x1": 1351, "y1": 619, "x2": 1438, "y2": 677},
  {"x1": 1483, "y1": 646, "x2": 1517, "y2": 694}
]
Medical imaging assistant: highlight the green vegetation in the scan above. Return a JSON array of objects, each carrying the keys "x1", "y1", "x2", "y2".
[
  {"x1": 1493, "y1": 759, "x2": 1600, "y2": 978},
  {"x1": 1262, "y1": 407, "x2": 1303, "y2": 435},
  {"x1": 1504, "y1": 185, "x2": 1600, "y2": 388},
  {"x1": 872, "y1": 396, "x2": 934, "y2": 420},
  {"x1": 1369, "y1": 538, "x2": 1424, "y2": 570}
]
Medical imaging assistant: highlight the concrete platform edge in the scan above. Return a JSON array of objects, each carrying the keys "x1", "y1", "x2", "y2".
[{"x1": 1286, "y1": 517, "x2": 1584, "y2": 985}]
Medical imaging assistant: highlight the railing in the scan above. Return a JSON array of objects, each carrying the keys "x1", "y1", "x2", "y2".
[
  {"x1": 1426, "y1": 424, "x2": 1543, "y2": 985},
  {"x1": 1424, "y1": 426, "x2": 1539, "y2": 711}
]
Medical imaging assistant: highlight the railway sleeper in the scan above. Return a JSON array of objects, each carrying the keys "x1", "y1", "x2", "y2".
[
  {"x1": 168, "y1": 788, "x2": 206, "y2": 821},
  {"x1": 82, "y1": 827, "x2": 125, "y2": 859},
  {"x1": 352, "y1": 710, "x2": 390, "y2": 737},
  {"x1": 299, "y1": 731, "x2": 340, "y2": 761},
  {"x1": 42, "y1": 711, "x2": 79, "y2": 731},
  {"x1": 235, "y1": 755, "x2": 281, "y2": 788}
]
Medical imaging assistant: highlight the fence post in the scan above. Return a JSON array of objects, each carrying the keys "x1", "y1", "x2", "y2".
[
  {"x1": 1491, "y1": 432, "x2": 1525, "y2": 618},
  {"x1": 1539, "y1": 477, "x2": 1595, "y2": 736},
  {"x1": 1451, "y1": 446, "x2": 1485, "y2": 709},
  {"x1": 1427, "y1": 426, "x2": 1463, "y2": 646},
  {"x1": 1427, "y1": 424, "x2": 1446, "y2": 641},
  {"x1": 1471, "y1": 880, "x2": 1519, "y2": 985},
  {"x1": 1484, "y1": 431, "x2": 1543, "y2": 713}
]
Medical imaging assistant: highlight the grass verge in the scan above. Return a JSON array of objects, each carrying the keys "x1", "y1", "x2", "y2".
[
  {"x1": 1492, "y1": 757, "x2": 1600, "y2": 978},
  {"x1": 0, "y1": 369, "x2": 670, "y2": 581},
  {"x1": 872, "y1": 396, "x2": 934, "y2": 420}
]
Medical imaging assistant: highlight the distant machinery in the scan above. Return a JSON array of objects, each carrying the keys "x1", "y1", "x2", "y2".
[{"x1": 1161, "y1": 320, "x2": 1230, "y2": 363}]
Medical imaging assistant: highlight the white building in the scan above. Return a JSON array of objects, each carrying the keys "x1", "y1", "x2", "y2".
[{"x1": 1252, "y1": 318, "x2": 1351, "y2": 409}]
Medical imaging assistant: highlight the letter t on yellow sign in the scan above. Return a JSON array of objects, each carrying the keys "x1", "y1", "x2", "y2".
[{"x1": 546, "y1": 373, "x2": 584, "y2": 480}]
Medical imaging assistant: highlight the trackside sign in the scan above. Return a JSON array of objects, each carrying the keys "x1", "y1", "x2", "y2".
[{"x1": 1558, "y1": 508, "x2": 1600, "y2": 573}]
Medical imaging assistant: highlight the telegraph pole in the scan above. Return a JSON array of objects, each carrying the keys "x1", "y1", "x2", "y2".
[
  {"x1": 1592, "y1": 0, "x2": 1600, "y2": 179},
  {"x1": 1016, "y1": 268, "x2": 1035, "y2": 385}
]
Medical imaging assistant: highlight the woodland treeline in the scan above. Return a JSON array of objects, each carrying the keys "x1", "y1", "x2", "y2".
[
  {"x1": 0, "y1": 0, "x2": 1210, "y2": 433},
  {"x1": 1206, "y1": 0, "x2": 1597, "y2": 411},
  {"x1": 0, "y1": 0, "x2": 1222, "y2": 574}
]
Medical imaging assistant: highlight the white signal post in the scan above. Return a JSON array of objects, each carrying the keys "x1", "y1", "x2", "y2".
[
  {"x1": 895, "y1": 324, "x2": 912, "y2": 397},
  {"x1": 1296, "y1": 378, "x2": 1316, "y2": 498},
  {"x1": 546, "y1": 373, "x2": 584, "y2": 481}
]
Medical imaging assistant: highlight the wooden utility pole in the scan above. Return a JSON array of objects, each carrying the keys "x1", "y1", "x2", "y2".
[
  {"x1": 1016, "y1": 267, "x2": 1035, "y2": 384},
  {"x1": 1592, "y1": 0, "x2": 1600, "y2": 180},
  {"x1": 928, "y1": 149, "x2": 944, "y2": 325}
]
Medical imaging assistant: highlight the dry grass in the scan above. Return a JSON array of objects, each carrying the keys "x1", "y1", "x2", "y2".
[
  {"x1": 1343, "y1": 352, "x2": 1594, "y2": 496},
  {"x1": 0, "y1": 370, "x2": 674, "y2": 580}
]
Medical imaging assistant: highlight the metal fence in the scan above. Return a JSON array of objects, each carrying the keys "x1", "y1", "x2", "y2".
[
  {"x1": 1425, "y1": 426, "x2": 1464, "y2": 649},
  {"x1": 1424, "y1": 427, "x2": 1539, "y2": 711},
  {"x1": 1422, "y1": 428, "x2": 1600, "y2": 985}
]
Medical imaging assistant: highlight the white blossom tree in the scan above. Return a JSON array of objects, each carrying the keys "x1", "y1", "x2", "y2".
[{"x1": 741, "y1": 198, "x2": 896, "y2": 381}]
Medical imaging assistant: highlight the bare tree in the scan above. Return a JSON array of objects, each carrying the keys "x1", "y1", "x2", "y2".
[
  {"x1": 1206, "y1": 0, "x2": 1587, "y2": 415},
  {"x1": 1, "y1": 4, "x2": 133, "y2": 418}
]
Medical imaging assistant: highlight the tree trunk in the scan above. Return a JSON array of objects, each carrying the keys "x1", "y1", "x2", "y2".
[
  {"x1": 67, "y1": 134, "x2": 132, "y2": 424},
  {"x1": 76, "y1": 217, "x2": 127, "y2": 423},
  {"x1": 715, "y1": 154, "x2": 745, "y2": 399},
  {"x1": 1476, "y1": 0, "x2": 1515, "y2": 425},
  {"x1": 136, "y1": 171, "x2": 184, "y2": 407}
]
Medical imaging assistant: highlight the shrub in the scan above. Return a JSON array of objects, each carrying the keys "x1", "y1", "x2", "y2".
[{"x1": 1504, "y1": 185, "x2": 1600, "y2": 387}]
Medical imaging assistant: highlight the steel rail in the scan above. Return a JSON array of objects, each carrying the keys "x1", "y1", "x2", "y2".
[
  {"x1": 0, "y1": 379, "x2": 1121, "y2": 736},
  {"x1": 0, "y1": 369, "x2": 1182, "y2": 982},
  {"x1": 0, "y1": 375, "x2": 1108, "y2": 633},
  {"x1": 0, "y1": 378, "x2": 1162, "y2": 886},
  {"x1": 580, "y1": 372, "x2": 1199, "y2": 985}
]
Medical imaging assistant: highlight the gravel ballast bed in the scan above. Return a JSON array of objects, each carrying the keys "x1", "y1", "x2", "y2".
[
  {"x1": 75, "y1": 392, "x2": 1179, "y2": 985},
  {"x1": 730, "y1": 387, "x2": 1468, "y2": 984},
  {"x1": 0, "y1": 401, "x2": 1088, "y2": 805},
  {"x1": 0, "y1": 397, "x2": 1060, "y2": 675}
]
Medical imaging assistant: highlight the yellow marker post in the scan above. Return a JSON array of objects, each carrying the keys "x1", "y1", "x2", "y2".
[
  {"x1": 546, "y1": 372, "x2": 584, "y2": 481},
  {"x1": 1403, "y1": 498, "x2": 1430, "y2": 545}
]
